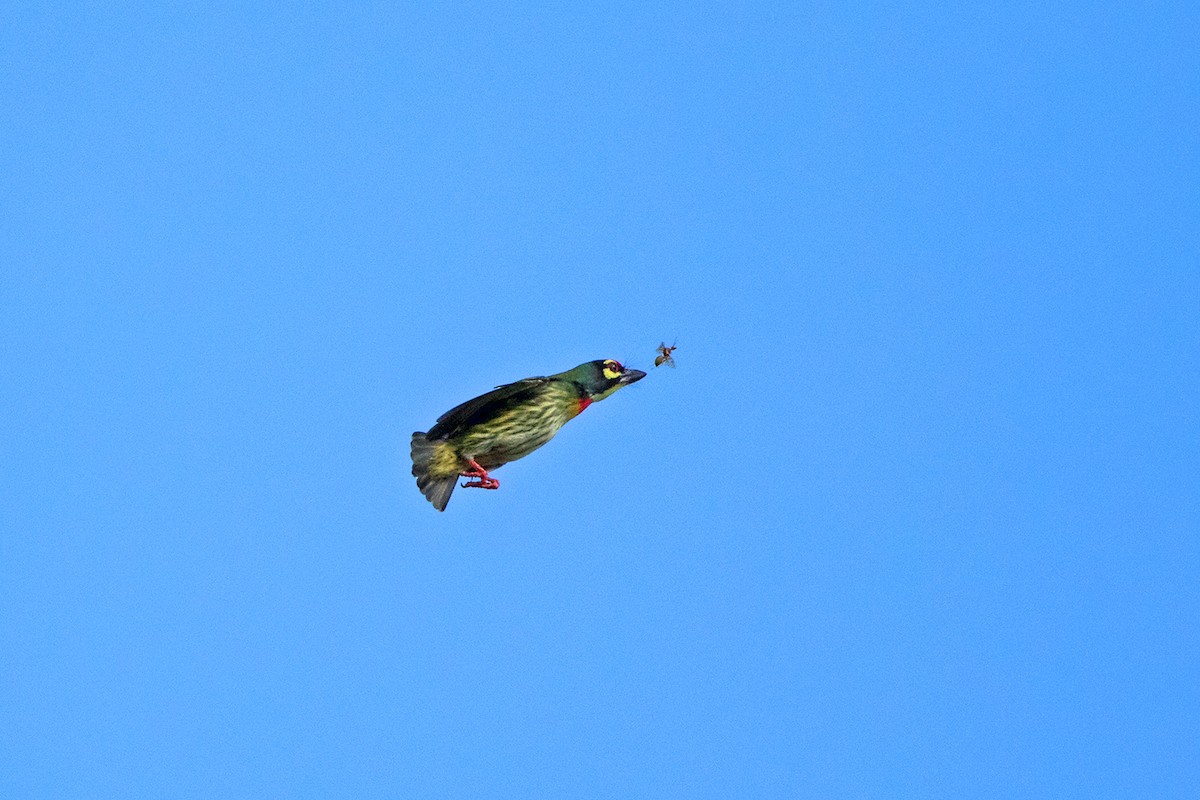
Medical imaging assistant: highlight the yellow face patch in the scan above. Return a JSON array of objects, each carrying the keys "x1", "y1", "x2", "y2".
[{"x1": 602, "y1": 360, "x2": 623, "y2": 381}]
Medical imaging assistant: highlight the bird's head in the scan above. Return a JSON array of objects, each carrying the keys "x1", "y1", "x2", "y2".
[{"x1": 564, "y1": 359, "x2": 646, "y2": 403}]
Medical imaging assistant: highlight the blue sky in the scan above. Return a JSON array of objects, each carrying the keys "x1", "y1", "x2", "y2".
[{"x1": 2, "y1": 2, "x2": 1197, "y2": 797}]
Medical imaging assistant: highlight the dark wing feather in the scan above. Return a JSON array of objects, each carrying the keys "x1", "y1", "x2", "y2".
[{"x1": 425, "y1": 377, "x2": 550, "y2": 440}]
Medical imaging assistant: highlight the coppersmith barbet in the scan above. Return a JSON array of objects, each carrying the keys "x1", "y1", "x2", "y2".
[{"x1": 411, "y1": 359, "x2": 645, "y2": 511}]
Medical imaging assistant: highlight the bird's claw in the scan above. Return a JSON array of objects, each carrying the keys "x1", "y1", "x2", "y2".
[
  {"x1": 459, "y1": 459, "x2": 499, "y2": 489},
  {"x1": 460, "y1": 477, "x2": 500, "y2": 490}
]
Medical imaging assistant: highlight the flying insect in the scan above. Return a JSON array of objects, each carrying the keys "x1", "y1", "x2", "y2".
[{"x1": 654, "y1": 341, "x2": 678, "y2": 368}]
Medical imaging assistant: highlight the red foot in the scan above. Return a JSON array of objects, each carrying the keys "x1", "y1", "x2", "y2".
[{"x1": 459, "y1": 459, "x2": 500, "y2": 490}]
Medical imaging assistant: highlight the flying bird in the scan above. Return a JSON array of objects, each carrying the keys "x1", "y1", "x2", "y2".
[{"x1": 411, "y1": 359, "x2": 646, "y2": 511}]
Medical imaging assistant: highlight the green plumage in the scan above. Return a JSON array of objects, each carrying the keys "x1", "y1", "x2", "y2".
[{"x1": 411, "y1": 359, "x2": 645, "y2": 511}]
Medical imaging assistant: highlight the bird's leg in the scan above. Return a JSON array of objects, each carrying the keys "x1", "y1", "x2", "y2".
[
  {"x1": 459, "y1": 459, "x2": 490, "y2": 479},
  {"x1": 459, "y1": 458, "x2": 500, "y2": 490}
]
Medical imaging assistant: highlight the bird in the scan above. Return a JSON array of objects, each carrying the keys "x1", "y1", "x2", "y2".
[{"x1": 411, "y1": 359, "x2": 646, "y2": 511}]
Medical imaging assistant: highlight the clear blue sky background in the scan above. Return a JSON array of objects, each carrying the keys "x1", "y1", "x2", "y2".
[{"x1": 2, "y1": 2, "x2": 1197, "y2": 797}]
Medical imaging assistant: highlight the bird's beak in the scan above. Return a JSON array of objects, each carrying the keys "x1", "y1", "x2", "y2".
[{"x1": 619, "y1": 368, "x2": 647, "y2": 385}]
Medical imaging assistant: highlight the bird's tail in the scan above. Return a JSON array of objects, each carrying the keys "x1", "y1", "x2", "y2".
[{"x1": 411, "y1": 432, "x2": 458, "y2": 512}]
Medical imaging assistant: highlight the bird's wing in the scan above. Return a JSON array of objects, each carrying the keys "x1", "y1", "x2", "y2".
[{"x1": 425, "y1": 377, "x2": 551, "y2": 440}]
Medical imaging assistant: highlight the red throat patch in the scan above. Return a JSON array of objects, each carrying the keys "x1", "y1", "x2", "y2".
[{"x1": 576, "y1": 397, "x2": 593, "y2": 414}]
